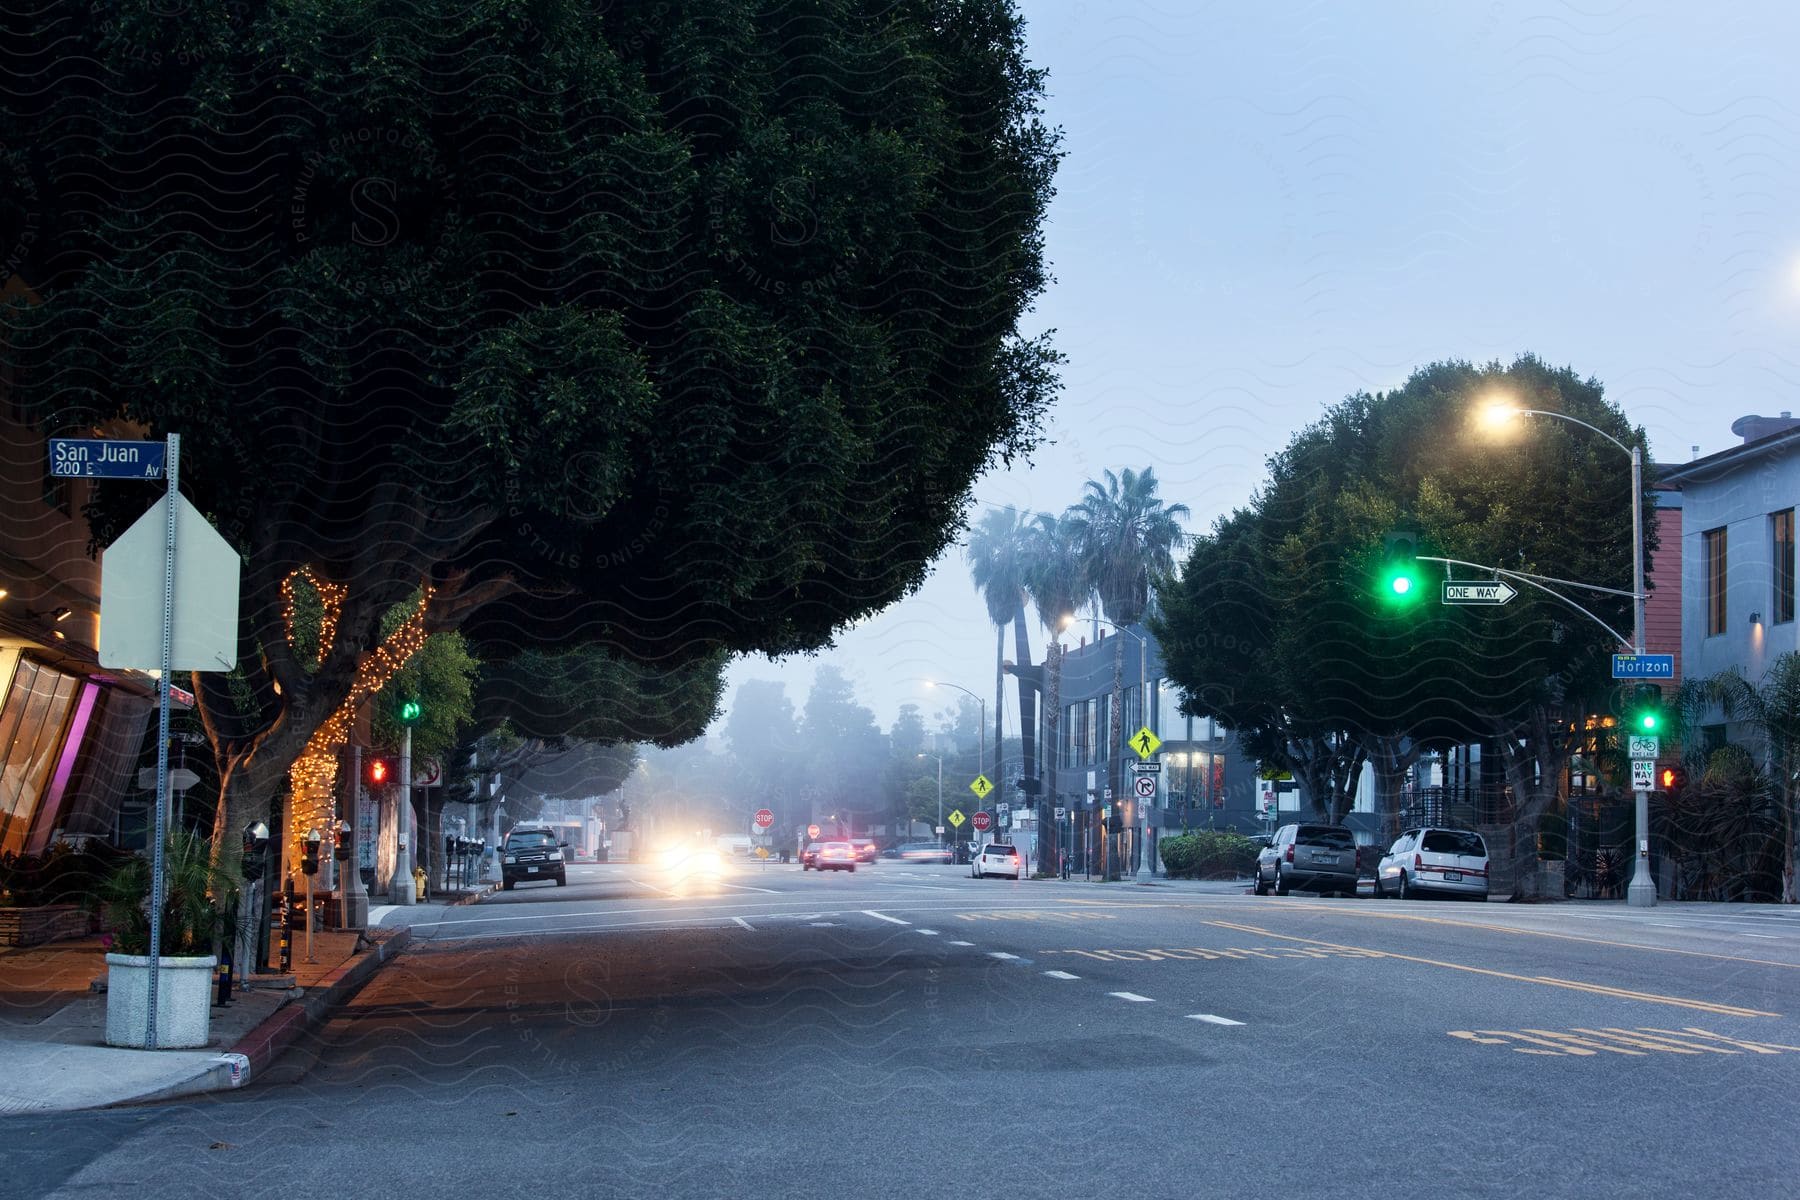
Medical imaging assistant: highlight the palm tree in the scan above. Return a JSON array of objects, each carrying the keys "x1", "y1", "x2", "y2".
[
  {"x1": 1022, "y1": 514, "x2": 1093, "y2": 874},
  {"x1": 1061, "y1": 468, "x2": 1190, "y2": 877},
  {"x1": 1705, "y1": 653, "x2": 1800, "y2": 903},
  {"x1": 967, "y1": 508, "x2": 1036, "y2": 829}
]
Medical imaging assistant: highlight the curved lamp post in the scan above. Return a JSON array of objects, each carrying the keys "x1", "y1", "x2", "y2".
[{"x1": 1482, "y1": 402, "x2": 1654, "y2": 907}]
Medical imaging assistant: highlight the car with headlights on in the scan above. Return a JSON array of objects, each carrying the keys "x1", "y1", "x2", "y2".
[
  {"x1": 970, "y1": 842, "x2": 1023, "y2": 880},
  {"x1": 660, "y1": 843, "x2": 729, "y2": 883},
  {"x1": 896, "y1": 842, "x2": 953, "y2": 864},
  {"x1": 852, "y1": 838, "x2": 879, "y2": 863},
  {"x1": 501, "y1": 826, "x2": 567, "y2": 890},
  {"x1": 1375, "y1": 828, "x2": 1490, "y2": 899}
]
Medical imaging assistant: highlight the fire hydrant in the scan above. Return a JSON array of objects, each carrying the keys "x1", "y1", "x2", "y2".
[{"x1": 413, "y1": 866, "x2": 427, "y2": 901}]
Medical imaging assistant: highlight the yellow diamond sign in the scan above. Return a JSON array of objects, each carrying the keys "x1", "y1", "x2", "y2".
[
  {"x1": 1130, "y1": 726, "x2": 1162, "y2": 760},
  {"x1": 948, "y1": 809, "x2": 966, "y2": 828},
  {"x1": 969, "y1": 774, "x2": 993, "y2": 799},
  {"x1": 754, "y1": 846, "x2": 770, "y2": 859}
]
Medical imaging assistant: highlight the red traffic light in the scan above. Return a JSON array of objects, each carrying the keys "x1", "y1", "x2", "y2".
[
  {"x1": 369, "y1": 758, "x2": 390, "y2": 785},
  {"x1": 1659, "y1": 765, "x2": 1688, "y2": 791}
]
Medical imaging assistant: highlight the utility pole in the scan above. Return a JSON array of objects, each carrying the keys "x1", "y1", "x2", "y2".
[{"x1": 1625, "y1": 442, "x2": 1655, "y2": 908}]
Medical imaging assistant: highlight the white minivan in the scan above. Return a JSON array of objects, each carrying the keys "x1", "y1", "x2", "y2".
[{"x1": 1375, "y1": 828, "x2": 1489, "y2": 900}]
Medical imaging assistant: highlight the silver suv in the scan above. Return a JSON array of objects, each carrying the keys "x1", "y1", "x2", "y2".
[
  {"x1": 1252, "y1": 823, "x2": 1358, "y2": 896},
  {"x1": 1375, "y1": 828, "x2": 1489, "y2": 900}
]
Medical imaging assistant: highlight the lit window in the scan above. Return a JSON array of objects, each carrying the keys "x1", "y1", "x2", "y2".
[
  {"x1": 1773, "y1": 510, "x2": 1794, "y2": 625},
  {"x1": 1704, "y1": 527, "x2": 1727, "y2": 636}
]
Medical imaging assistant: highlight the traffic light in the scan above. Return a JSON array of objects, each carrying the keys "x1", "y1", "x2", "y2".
[
  {"x1": 1626, "y1": 683, "x2": 1665, "y2": 735},
  {"x1": 398, "y1": 698, "x2": 423, "y2": 726},
  {"x1": 368, "y1": 757, "x2": 391, "y2": 786},
  {"x1": 1659, "y1": 765, "x2": 1689, "y2": 792},
  {"x1": 1376, "y1": 531, "x2": 1422, "y2": 605}
]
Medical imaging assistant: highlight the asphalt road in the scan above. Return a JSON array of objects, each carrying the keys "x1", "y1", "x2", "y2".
[{"x1": 9, "y1": 860, "x2": 1800, "y2": 1199}]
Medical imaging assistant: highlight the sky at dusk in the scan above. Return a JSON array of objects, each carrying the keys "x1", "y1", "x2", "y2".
[{"x1": 705, "y1": 0, "x2": 1800, "y2": 745}]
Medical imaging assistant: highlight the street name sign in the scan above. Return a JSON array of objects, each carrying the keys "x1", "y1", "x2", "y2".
[
  {"x1": 1130, "y1": 726, "x2": 1162, "y2": 759},
  {"x1": 969, "y1": 774, "x2": 993, "y2": 799},
  {"x1": 1630, "y1": 760, "x2": 1656, "y2": 790},
  {"x1": 1130, "y1": 760, "x2": 1162, "y2": 774},
  {"x1": 1442, "y1": 581, "x2": 1517, "y2": 605},
  {"x1": 1612, "y1": 654, "x2": 1675, "y2": 680},
  {"x1": 48, "y1": 438, "x2": 167, "y2": 479},
  {"x1": 947, "y1": 810, "x2": 965, "y2": 828},
  {"x1": 1628, "y1": 736, "x2": 1660, "y2": 759},
  {"x1": 1133, "y1": 774, "x2": 1156, "y2": 799},
  {"x1": 972, "y1": 811, "x2": 992, "y2": 832}
]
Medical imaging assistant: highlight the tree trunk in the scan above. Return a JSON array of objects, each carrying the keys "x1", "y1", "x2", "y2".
[
  {"x1": 1106, "y1": 634, "x2": 1123, "y2": 879},
  {"x1": 1365, "y1": 734, "x2": 1424, "y2": 829},
  {"x1": 1038, "y1": 641, "x2": 1061, "y2": 877},
  {"x1": 993, "y1": 624, "x2": 1005, "y2": 817},
  {"x1": 1493, "y1": 706, "x2": 1565, "y2": 902},
  {"x1": 1010, "y1": 608, "x2": 1037, "y2": 871}
]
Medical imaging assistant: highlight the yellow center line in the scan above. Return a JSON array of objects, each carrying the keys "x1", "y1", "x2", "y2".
[
  {"x1": 1203, "y1": 920, "x2": 1778, "y2": 1017},
  {"x1": 1271, "y1": 901, "x2": 1800, "y2": 971}
]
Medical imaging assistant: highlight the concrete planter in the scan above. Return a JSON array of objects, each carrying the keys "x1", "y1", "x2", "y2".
[{"x1": 104, "y1": 953, "x2": 217, "y2": 1048}]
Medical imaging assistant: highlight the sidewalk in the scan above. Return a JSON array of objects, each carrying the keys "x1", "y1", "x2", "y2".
[{"x1": 0, "y1": 883, "x2": 490, "y2": 1114}]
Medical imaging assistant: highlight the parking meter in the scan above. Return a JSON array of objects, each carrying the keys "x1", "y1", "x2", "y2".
[
  {"x1": 300, "y1": 828, "x2": 322, "y2": 877},
  {"x1": 241, "y1": 821, "x2": 270, "y2": 881},
  {"x1": 335, "y1": 820, "x2": 351, "y2": 862}
]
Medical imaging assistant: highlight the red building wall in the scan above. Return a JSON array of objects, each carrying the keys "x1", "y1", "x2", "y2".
[{"x1": 1645, "y1": 496, "x2": 1682, "y2": 682}]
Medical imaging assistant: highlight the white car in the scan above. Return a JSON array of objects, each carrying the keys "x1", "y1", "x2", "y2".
[
  {"x1": 1375, "y1": 827, "x2": 1489, "y2": 899},
  {"x1": 971, "y1": 842, "x2": 1023, "y2": 880}
]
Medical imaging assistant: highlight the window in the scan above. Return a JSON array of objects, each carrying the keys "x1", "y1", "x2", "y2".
[
  {"x1": 1775, "y1": 510, "x2": 1795, "y2": 625},
  {"x1": 1704, "y1": 527, "x2": 1727, "y2": 636},
  {"x1": 1421, "y1": 830, "x2": 1486, "y2": 856},
  {"x1": 0, "y1": 659, "x2": 82, "y2": 856}
]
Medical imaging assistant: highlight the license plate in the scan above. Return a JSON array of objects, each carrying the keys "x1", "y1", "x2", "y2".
[
  {"x1": 1312, "y1": 853, "x2": 1333, "y2": 863},
  {"x1": 1444, "y1": 870, "x2": 1461, "y2": 882},
  {"x1": 527, "y1": 866, "x2": 538, "y2": 873}
]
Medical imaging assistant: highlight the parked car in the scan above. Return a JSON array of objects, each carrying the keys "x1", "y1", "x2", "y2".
[
  {"x1": 813, "y1": 842, "x2": 857, "y2": 873},
  {"x1": 1252, "y1": 823, "x2": 1357, "y2": 896},
  {"x1": 501, "y1": 826, "x2": 567, "y2": 890},
  {"x1": 1375, "y1": 828, "x2": 1490, "y2": 900},
  {"x1": 895, "y1": 842, "x2": 953, "y2": 864},
  {"x1": 970, "y1": 842, "x2": 1023, "y2": 880}
]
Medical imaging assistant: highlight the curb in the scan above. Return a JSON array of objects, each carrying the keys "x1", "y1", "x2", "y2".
[{"x1": 130, "y1": 926, "x2": 414, "y2": 1105}]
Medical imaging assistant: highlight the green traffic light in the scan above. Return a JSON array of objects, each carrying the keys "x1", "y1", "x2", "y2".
[
  {"x1": 1380, "y1": 566, "x2": 1420, "y2": 602},
  {"x1": 399, "y1": 699, "x2": 422, "y2": 724},
  {"x1": 1638, "y1": 711, "x2": 1659, "y2": 732}
]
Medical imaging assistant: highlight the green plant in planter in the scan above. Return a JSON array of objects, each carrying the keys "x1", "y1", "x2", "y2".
[{"x1": 97, "y1": 831, "x2": 239, "y2": 957}]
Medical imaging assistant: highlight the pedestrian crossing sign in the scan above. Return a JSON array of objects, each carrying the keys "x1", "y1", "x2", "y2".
[
  {"x1": 948, "y1": 809, "x2": 966, "y2": 828},
  {"x1": 1130, "y1": 726, "x2": 1162, "y2": 760},
  {"x1": 969, "y1": 774, "x2": 993, "y2": 799}
]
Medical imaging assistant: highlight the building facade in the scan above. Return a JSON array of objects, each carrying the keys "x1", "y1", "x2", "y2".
[{"x1": 1, "y1": 281, "x2": 159, "y2": 861}]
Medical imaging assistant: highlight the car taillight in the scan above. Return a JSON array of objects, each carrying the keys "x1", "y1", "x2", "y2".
[
  {"x1": 1285, "y1": 844, "x2": 1294, "y2": 863},
  {"x1": 1414, "y1": 853, "x2": 1422, "y2": 870}
]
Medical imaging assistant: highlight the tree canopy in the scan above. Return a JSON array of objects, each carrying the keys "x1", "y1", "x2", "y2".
[{"x1": 1, "y1": 0, "x2": 1062, "y2": 852}]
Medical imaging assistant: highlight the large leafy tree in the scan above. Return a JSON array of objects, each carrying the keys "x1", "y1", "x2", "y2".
[
  {"x1": 1704, "y1": 654, "x2": 1800, "y2": 903},
  {"x1": 1, "y1": 0, "x2": 1062, "y2": 861},
  {"x1": 1156, "y1": 356, "x2": 1654, "y2": 897}
]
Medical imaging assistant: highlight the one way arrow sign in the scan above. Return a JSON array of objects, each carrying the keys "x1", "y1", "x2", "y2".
[{"x1": 1442, "y1": 581, "x2": 1517, "y2": 606}]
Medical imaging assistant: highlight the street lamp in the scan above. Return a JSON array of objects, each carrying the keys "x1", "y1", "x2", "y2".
[
  {"x1": 1483, "y1": 400, "x2": 1654, "y2": 907},
  {"x1": 1091, "y1": 618, "x2": 1156, "y2": 883},
  {"x1": 917, "y1": 753, "x2": 943, "y2": 842},
  {"x1": 924, "y1": 679, "x2": 987, "y2": 832}
]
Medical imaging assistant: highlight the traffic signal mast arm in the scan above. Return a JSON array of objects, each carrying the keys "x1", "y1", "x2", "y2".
[{"x1": 1416, "y1": 555, "x2": 1637, "y2": 650}]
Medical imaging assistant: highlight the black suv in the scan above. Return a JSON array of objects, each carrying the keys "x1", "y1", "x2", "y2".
[{"x1": 501, "y1": 827, "x2": 567, "y2": 890}]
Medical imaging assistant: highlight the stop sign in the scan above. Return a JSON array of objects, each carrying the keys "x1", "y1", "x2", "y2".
[
  {"x1": 807, "y1": 824, "x2": 821, "y2": 840},
  {"x1": 972, "y1": 811, "x2": 992, "y2": 832},
  {"x1": 754, "y1": 808, "x2": 774, "y2": 830}
]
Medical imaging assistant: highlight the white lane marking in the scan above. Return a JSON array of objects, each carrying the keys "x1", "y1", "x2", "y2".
[
  {"x1": 1742, "y1": 933, "x2": 1781, "y2": 940},
  {"x1": 916, "y1": 929, "x2": 939, "y2": 936},
  {"x1": 1044, "y1": 970, "x2": 1081, "y2": 980},
  {"x1": 988, "y1": 952, "x2": 1021, "y2": 961},
  {"x1": 863, "y1": 910, "x2": 911, "y2": 925},
  {"x1": 1108, "y1": 992, "x2": 1154, "y2": 1003},
  {"x1": 1187, "y1": 1014, "x2": 1245, "y2": 1026},
  {"x1": 1650, "y1": 923, "x2": 1682, "y2": 928},
  {"x1": 949, "y1": 940, "x2": 976, "y2": 947},
  {"x1": 732, "y1": 917, "x2": 754, "y2": 931},
  {"x1": 718, "y1": 881, "x2": 781, "y2": 895}
]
